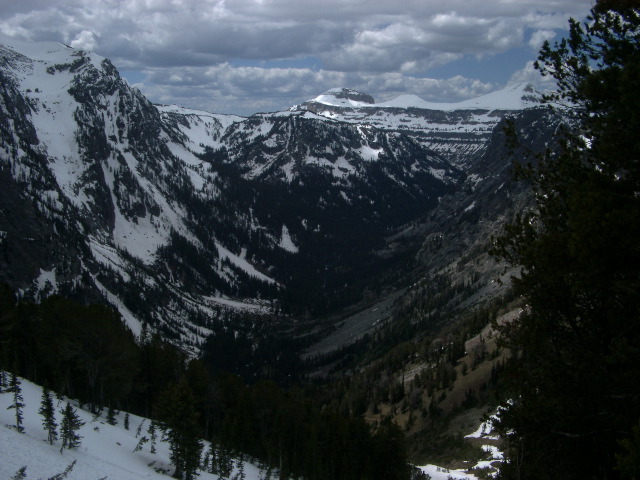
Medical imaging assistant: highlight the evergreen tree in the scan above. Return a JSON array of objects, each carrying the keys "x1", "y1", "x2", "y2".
[
  {"x1": 11, "y1": 466, "x2": 27, "y2": 480},
  {"x1": 59, "y1": 403, "x2": 84, "y2": 452},
  {"x1": 233, "y1": 455, "x2": 246, "y2": 480},
  {"x1": 124, "y1": 412, "x2": 130, "y2": 430},
  {"x1": 217, "y1": 447, "x2": 233, "y2": 479},
  {"x1": 38, "y1": 387, "x2": 58, "y2": 445},
  {"x1": 148, "y1": 419, "x2": 158, "y2": 454},
  {"x1": 155, "y1": 380, "x2": 203, "y2": 480},
  {"x1": 207, "y1": 443, "x2": 219, "y2": 475},
  {"x1": 135, "y1": 418, "x2": 146, "y2": 438},
  {"x1": 493, "y1": 2, "x2": 640, "y2": 478},
  {"x1": 6, "y1": 372, "x2": 25, "y2": 433},
  {"x1": 133, "y1": 435, "x2": 149, "y2": 452},
  {"x1": 48, "y1": 460, "x2": 76, "y2": 480},
  {"x1": 106, "y1": 405, "x2": 117, "y2": 426}
]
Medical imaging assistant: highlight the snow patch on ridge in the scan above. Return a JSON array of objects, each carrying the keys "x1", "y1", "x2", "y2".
[
  {"x1": 35, "y1": 268, "x2": 58, "y2": 296},
  {"x1": 360, "y1": 145, "x2": 382, "y2": 161},
  {"x1": 92, "y1": 275, "x2": 143, "y2": 337},
  {"x1": 377, "y1": 83, "x2": 542, "y2": 111},
  {"x1": 279, "y1": 225, "x2": 299, "y2": 253},
  {"x1": 216, "y1": 244, "x2": 277, "y2": 284}
]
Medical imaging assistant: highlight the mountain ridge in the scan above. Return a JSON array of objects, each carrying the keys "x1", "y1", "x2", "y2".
[
  {"x1": 301, "y1": 82, "x2": 543, "y2": 112},
  {"x1": 0, "y1": 39, "x2": 563, "y2": 357}
]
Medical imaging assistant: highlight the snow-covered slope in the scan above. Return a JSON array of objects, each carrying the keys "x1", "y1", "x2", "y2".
[
  {"x1": 294, "y1": 84, "x2": 546, "y2": 168},
  {"x1": 156, "y1": 104, "x2": 245, "y2": 154},
  {"x1": 0, "y1": 375, "x2": 261, "y2": 480},
  {"x1": 0, "y1": 374, "x2": 504, "y2": 480},
  {"x1": 0, "y1": 39, "x2": 281, "y2": 351},
  {"x1": 0, "y1": 38, "x2": 560, "y2": 356},
  {"x1": 309, "y1": 83, "x2": 542, "y2": 111}
]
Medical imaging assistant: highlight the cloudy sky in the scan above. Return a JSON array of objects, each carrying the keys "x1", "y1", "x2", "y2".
[{"x1": 0, "y1": 0, "x2": 592, "y2": 116}]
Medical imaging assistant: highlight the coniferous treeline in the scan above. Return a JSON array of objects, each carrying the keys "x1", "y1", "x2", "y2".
[
  {"x1": 490, "y1": 2, "x2": 640, "y2": 478},
  {"x1": 0, "y1": 284, "x2": 411, "y2": 480},
  {"x1": 301, "y1": 294, "x2": 512, "y2": 463}
]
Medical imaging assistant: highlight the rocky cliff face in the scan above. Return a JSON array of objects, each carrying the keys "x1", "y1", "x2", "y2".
[{"x1": 0, "y1": 39, "x2": 563, "y2": 354}]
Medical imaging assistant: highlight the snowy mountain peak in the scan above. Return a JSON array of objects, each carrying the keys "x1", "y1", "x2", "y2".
[
  {"x1": 382, "y1": 82, "x2": 544, "y2": 111},
  {"x1": 299, "y1": 83, "x2": 543, "y2": 113},
  {"x1": 376, "y1": 82, "x2": 544, "y2": 111},
  {"x1": 309, "y1": 87, "x2": 375, "y2": 107}
]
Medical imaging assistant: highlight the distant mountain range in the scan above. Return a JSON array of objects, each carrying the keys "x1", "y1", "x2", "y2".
[{"x1": 0, "y1": 38, "x2": 564, "y2": 354}]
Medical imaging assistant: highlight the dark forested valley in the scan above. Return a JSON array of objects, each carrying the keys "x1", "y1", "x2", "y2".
[{"x1": 1, "y1": 2, "x2": 640, "y2": 479}]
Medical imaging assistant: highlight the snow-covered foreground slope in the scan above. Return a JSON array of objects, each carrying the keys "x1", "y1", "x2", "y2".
[
  {"x1": 0, "y1": 374, "x2": 505, "y2": 480},
  {"x1": 0, "y1": 376, "x2": 260, "y2": 480}
]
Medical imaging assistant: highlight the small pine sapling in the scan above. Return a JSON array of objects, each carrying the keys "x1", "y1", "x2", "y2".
[
  {"x1": 106, "y1": 404, "x2": 117, "y2": 425},
  {"x1": 207, "y1": 443, "x2": 218, "y2": 474},
  {"x1": 233, "y1": 454, "x2": 246, "y2": 480},
  {"x1": 38, "y1": 387, "x2": 58, "y2": 445},
  {"x1": 147, "y1": 420, "x2": 157, "y2": 454},
  {"x1": 59, "y1": 403, "x2": 84, "y2": 452},
  {"x1": 48, "y1": 460, "x2": 76, "y2": 479},
  {"x1": 11, "y1": 466, "x2": 27, "y2": 480},
  {"x1": 6, "y1": 372, "x2": 25, "y2": 433},
  {"x1": 133, "y1": 436, "x2": 149, "y2": 452},
  {"x1": 135, "y1": 418, "x2": 145, "y2": 438}
]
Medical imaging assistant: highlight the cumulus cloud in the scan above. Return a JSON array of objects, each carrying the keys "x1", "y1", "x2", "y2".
[
  {"x1": 0, "y1": 0, "x2": 592, "y2": 114},
  {"x1": 529, "y1": 29, "x2": 556, "y2": 50},
  {"x1": 136, "y1": 62, "x2": 497, "y2": 116},
  {"x1": 1, "y1": 0, "x2": 591, "y2": 68},
  {"x1": 509, "y1": 61, "x2": 556, "y2": 90},
  {"x1": 70, "y1": 29, "x2": 97, "y2": 51}
]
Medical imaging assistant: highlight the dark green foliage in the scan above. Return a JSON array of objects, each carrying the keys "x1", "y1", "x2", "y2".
[
  {"x1": 59, "y1": 403, "x2": 84, "y2": 452},
  {"x1": 215, "y1": 375, "x2": 410, "y2": 480},
  {"x1": 201, "y1": 314, "x2": 304, "y2": 386},
  {"x1": 37, "y1": 297, "x2": 140, "y2": 413},
  {"x1": 6, "y1": 371, "x2": 25, "y2": 433},
  {"x1": 47, "y1": 460, "x2": 76, "y2": 480},
  {"x1": 135, "y1": 418, "x2": 145, "y2": 438},
  {"x1": 133, "y1": 435, "x2": 149, "y2": 453},
  {"x1": 155, "y1": 379, "x2": 203, "y2": 480},
  {"x1": 38, "y1": 387, "x2": 58, "y2": 445},
  {"x1": 133, "y1": 331, "x2": 187, "y2": 418},
  {"x1": 0, "y1": 293, "x2": 142, "y2": 412},
  {"x1": 215, "y1": 443, "x2": 234, "y2": 478},
  {"x1": 492, "y1": 3, "x2": 640, "y2": 478},
  {"x1": 11, "y1": 466, "x2": 27, "y2": 480},
  {"x1": 148, "y1": 420, "x2": 158, "y2": 454},
  {"x1": 234, "y1": 456, "x2": 246, "y2": 480},
  {"x1": 106, "y1": 405, "x2": 117, "y2": 425},
  {"x1": 0, "y1": 286, "x2": 411, "y2": 480}
]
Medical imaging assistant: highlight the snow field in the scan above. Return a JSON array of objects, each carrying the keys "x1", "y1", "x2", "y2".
[{"x1": 0, "y1": 375, "x2": 262, "y2": 480}]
